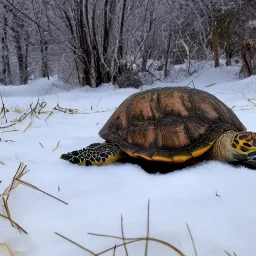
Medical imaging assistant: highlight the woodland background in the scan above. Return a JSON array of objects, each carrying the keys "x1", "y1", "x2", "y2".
[{"x1": 0, "y1": 0, "x2": 256, "y2": 87}]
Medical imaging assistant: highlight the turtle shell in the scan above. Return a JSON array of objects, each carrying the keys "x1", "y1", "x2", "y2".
[{"x1": 99, "y1": 87, "x2": 246, "y2": 163}]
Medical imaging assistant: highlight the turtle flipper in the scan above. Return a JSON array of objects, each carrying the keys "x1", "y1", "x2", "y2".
[{"x1": 60, "y1": 143, "x2": 123, "y2": 166}]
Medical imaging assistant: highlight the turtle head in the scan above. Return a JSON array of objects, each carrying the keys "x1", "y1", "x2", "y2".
[{"x1": 231, "y1": 132, "x2": 256, "y2": 161}]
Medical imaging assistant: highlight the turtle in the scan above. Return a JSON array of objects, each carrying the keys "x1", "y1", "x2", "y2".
[{"x1": 60, "y1": 87, "x2": 256, "y2": 170}]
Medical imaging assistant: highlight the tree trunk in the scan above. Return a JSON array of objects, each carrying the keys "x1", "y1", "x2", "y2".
[
  {"x1": 117, "y1": 0, "x2": 127, "y2": 60},
  {"x1": 211, "y1": 22, "x2": 219, "y2": 68},
  {"x1": 164, "y1": 22, "x2": 172, "y2": 79},
  {"x1": 1, "y1": 15, "x2": 12, "y2": 85},
  {"x1": 38, "y1": 29, "x2": 49, "y2": 79}
]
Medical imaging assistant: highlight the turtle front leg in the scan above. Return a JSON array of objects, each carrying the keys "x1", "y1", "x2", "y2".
[{"x1": 60, "y1": 142, "x2": 123, "y2": 166}]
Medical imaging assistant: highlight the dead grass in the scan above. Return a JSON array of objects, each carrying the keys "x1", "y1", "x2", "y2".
[
  {"x1": 12, "y1": 106, "x2": 25, "y2": 114},
  {"x1": 1, "y1": 163, "x2": 68, "y2": 234},
  {"x1": 56, "y1": 201, "x2": 186, "y2": 256},
  {"x1": 53, "y1": 103, "x2": 79, "y2": 114},
  {"x1": 55, "y1": 200, "x2": 238, "y2": 256},
  {"x1": 230, "y1": 98, "x2": 256, "y2": 111},
  {"x1": 1, "y1": 97, "x2": 113, "y2": 136},
  {"x1": 0, "y1": 93, "x2": 8, "y2": 124}
]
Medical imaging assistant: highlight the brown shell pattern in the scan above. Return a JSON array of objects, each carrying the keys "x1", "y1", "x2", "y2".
[{"x1": 99, "y1": 87, "x2": 246, "y2": 163}]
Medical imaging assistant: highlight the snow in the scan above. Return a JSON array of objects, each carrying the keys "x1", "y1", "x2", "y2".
[{"x1": 0, "y1": 62, "x2": 256, "y2": 256}]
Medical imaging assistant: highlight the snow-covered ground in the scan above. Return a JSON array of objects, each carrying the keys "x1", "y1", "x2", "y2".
[{"x1": 1, "y1": 62, "x2": 256, "y2": 256}]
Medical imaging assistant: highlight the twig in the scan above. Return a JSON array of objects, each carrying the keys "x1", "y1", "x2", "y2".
[
  {"x1": 0, "y1": 161, "x2": 5, "y2": 165},
  {"x1": 186, "y1": 223, "x2": 198, "y2": 256}
]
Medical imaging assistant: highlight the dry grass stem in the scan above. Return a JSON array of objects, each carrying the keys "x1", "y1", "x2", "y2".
[
  {"x1": 96, "y1": 98, "x2": 102, "y2": 109},
  {"x1": 0, "y1": 129, "x2": 19, "y2": 133},
  {"x1": 37, "y1": 101, "x2": 47, "y2": 114},
  {"x1": 2, "y1": 163, "x2": 29, "y2": 232},
  {"x1": 52, "y1": 140, "x2": 60, "y2": 151},
  {"x1": 0, "y1": 94, "x2": 8, "y2": 123},
  {"x1": 2, "y1": 197, "x2": 14, "y2": 227},
  {"x1": 186, "y1": 223, "x2": 198, "y2": 256},
  {"x1": 88, "y1": 233, "x2": 185, "y2": 256},
  {"x1": 186, "y1": 80, "x2": 195, "y2": 89},
  {"x1": 15, "y1": 178, "x2": 68, "y2": 205},
  {"x1": 14, "y1": 112, "x2": 30, "y2": 123},
  {"x1": 0, "y1": 243, "x2": 14, "y2": 256},
  {"x1": 224, "y1": 251, "x2": 237, "y2": 256},
  {"x1": 13, "y1": 99, "x2": 47, "y2": 123},
  {"x1": 56, "y1": 200, "x2": 184, "y2": 256},
  {"x1": 95, "y1": 239, "x2": 141, "y2": 255},
  {"x1": 22, "y1": 120, "x2": 33, "y2": 133},
  {"x1": 113, "y1": 245, "x2": 116, "y2": 256},
  {"x1": 144, "y1": 200, "x2": 150, "y2": 256},
  {"x1": 121, "y1": 215, "x2": 129, "y2": 256},
  {"x1": 54, "y1": 103, "x2": 79, "y2": 114},
  {"x1": 45, "y1": 111, "x2": 53, "y2": 122},
  {"x1": 0, "y1": 139, "x2": 15, "y2": 143},
  {"x1": 0, "y1": 213, "x2": 27, "y2": 234},
  {"x1": 206, "y1": 83, "x2": 216, "y2": 87},
  {"x1": 39, "y1": 142, "x2": 44, "y2": 148},
  {"x1": 55, "y1": 232, "x2": 96, "y2": 255},
  {"x1": 231, "y1": 104, "x2": 253, "y2": 111},
  {"x1": 248, "y1": 98, "x2": 256, "y2": 107},
  {"x1": 0, "y1": 123, "x2": 15, "y2": 129}
]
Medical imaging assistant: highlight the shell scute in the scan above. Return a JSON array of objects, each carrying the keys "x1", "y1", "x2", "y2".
[{"x1": 157, "y1": 118, "x2": 189, "y2": 150}]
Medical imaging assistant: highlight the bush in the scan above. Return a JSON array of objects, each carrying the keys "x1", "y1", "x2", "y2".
[{"x1": 116, "y1": 73, "x2": 143, "y2": 89}]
